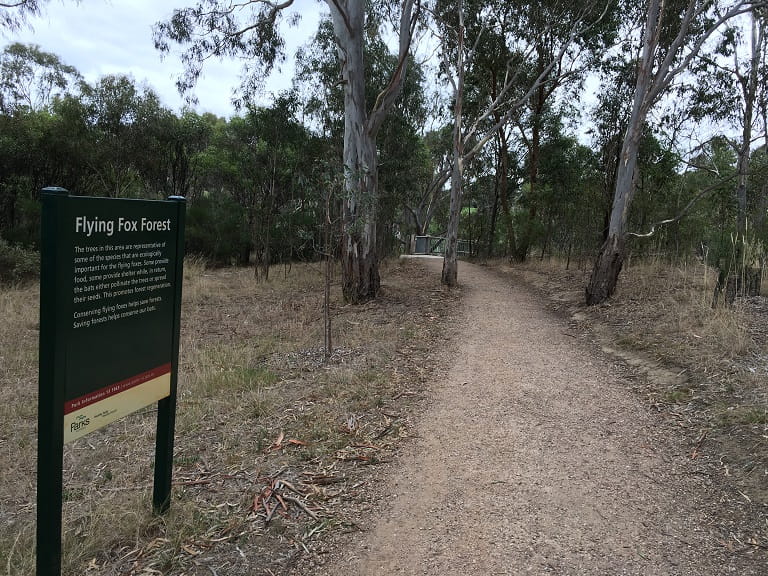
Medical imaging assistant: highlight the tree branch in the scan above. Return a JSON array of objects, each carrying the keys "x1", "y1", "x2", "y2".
[
  {"x1": 369, "y1": 0, "x2": 420, "y2": 135},
  {"x1": 649, "y1": 1, "x2": 767, "y2": 104},
  {"x1": 327, "y1": 0, "x2": 352, "y2": 35},
  {"x1": 628, "y1": 173, "x2": 738, "y2": 238}
]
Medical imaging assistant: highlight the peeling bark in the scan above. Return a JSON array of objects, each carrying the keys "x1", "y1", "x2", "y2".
[{"x1": 329, "y1": 0, "x2": 417, "y2": 303}]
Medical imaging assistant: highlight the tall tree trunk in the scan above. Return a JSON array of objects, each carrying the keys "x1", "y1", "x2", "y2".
[
  {"x1": 488, "y1": 69, "x2": 516, "y2": 259},
  {"x1": 486, "y1": 172, "x2": 500, "y2": 258},
  {"x1": 515, "y1": 83, "x2": 545, "y2": 262},
  {"x1": 498, "y1": 137, "x2": 517, "y2": 258},
  {"x1": 586, "y1": 0, "x2": 659, "y2": 305},
  {"x1": 331, "y1": 3, "x2": 379, "y2": 303},
  {"x1": 585, "y1": 115, "x2": 644, "y2": 304},
  {"x1": 340, "y1": 129, "x2": 380, "y2": 301},
  {"x1": 442, "y1": 1, "x2": 464, "y2": 287},
  {"x1": 585, "y1": 0, "x2": 754, "y2": 305},
  {"x1": 734, "y1": 14, "x2": 761, "y2": 274},
  {"x1": 328, "y1": 0, "x2": 416, "y2": 303},
  {"x1": 442, "y1": 150, "x2": 463, "y2": 286},
  {"x1": 715, "y1": 13, "x2": 763, "y2": 302},
  {"x1": 323, "y1": 187, "x2": 333, "y2": 359}
]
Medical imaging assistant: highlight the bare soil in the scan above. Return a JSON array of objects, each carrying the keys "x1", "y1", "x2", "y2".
[{"x1": 294, "y1": 258, "x2": 767, "y2": 575}]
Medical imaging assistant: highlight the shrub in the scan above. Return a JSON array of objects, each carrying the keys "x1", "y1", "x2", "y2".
[
  {"x1": 185, "y1": 194, "x2": 251, "y2": 265},
  {"x1": 0, "y1": 238, "x2": 39, "y2": 285}
]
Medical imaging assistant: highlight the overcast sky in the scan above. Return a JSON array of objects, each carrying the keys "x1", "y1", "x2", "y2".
[{"x1": 6, "y1": 0, "x2": 323, "y2": 118}]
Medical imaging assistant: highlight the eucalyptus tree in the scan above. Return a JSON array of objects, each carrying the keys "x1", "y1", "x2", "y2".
[
  {"x1": 678, "y1": 137, "x2": 739, "y2": 258},
  {"x1": 79, "y1": 75, "x2": 171, "y2": 198},
  {"x1": 163, "y1": 110, "x2": 215, "y2": 200},
  {"x1": 688, "y1": 9, "x2": 767, "y2": 290},
  {"x1": 588, "y1": 55, "x2": 637, "y2": 244},
  {"x1": 534, "y1": 123, "x2": 603, "y2": 261},
  {"x1": 501, "y1": 0, "x2": 620, "y2": 262},
  {"x1": 154, "y1": 0, "x2": 421, "y2": 303},
  {"x1": 404, "y1": 125, "x2": 453, "y2": 238},
  {"x1": 431, "y1": 0, "x2": 616, "y2": 286},
  {"x1": 293, "y1": 13, "x2": 431, "y2": 256},
  {"x1": 625, "y1": 129, "x2": 683, "y2": 255},
  {"x1": 585, "y1": 0, "x2": 767, "y2": 305},
  {"x1": 225, "y1": 101, "x2": 313, "y2": 279},
  {"x1": 0, "y1": 0, "x2": 44, "y2": 31},
  {"x1": 0, "y1": 43, "x2": 83, "y2": 239},
  {"x1": 749, "y1": 146, "x2": 768, "y2": 247},
  {"x1": 0, "y1": 42, "x2": 82, "y2": 113}
]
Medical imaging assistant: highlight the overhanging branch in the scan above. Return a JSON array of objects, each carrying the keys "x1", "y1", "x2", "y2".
[{"x1": 627, "y1": 173, "x2": 739, "y2": 238}]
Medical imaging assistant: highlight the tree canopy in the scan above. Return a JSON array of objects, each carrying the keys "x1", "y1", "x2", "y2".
[{"x1": 1, "y1": 0, "x2": 767, "y2": 304}]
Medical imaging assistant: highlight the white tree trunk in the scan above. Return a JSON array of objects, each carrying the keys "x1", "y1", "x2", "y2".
[
  {"x1": 586, "y1": 0, "x2": 760, "y2": 305},
  {"x1": 442, "y1": 0, "x2": 465, "y2": 287},
  {"x1": 328, "y1": 0, "x2": 416, "y2": 302}
]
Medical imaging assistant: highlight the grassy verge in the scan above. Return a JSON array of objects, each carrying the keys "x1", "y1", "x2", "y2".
[
  {"x1": 0, "y1": 257, "x2": 459, "y2": 575},
  {"x1": 495, "y1": 256, "x2": 768, "y2": 527}
]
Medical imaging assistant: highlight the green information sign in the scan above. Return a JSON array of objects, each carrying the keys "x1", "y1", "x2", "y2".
[{"x1": 37, "y1": 188, "x2": 186, "y2": 576}]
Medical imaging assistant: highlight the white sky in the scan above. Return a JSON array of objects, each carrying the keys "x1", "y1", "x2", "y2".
[{"x1": 6, "y1": 0, "x2": 323, "y2": 118}]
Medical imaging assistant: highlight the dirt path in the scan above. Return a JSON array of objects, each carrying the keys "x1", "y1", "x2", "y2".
[{"x1": 311, "y1": 260, "x2": 760, "y2": 575}]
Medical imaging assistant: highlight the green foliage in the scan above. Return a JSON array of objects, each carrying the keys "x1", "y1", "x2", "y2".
[
  {"x1": 0, "y1": 238, "x2": 39, "y2": 285},
  {"x1": 293, "y1": 12, "x2": 431, "y2": 258},
  {"x1": 0, "y1": 42, "x2": 83, "y2": 114},
  {"x1": 675, "y1": 137, "x2": 739, "y2": 266},
  {"x1": 185, "y1": 193, "x2": 250, "y2": 265},
  {"x1": 2, "y1": 2, "x2": 767, "y2": 283},
  {"x1": 0, "y1": 1, "x2": 45, "y2": 34},
  {"x1": 152, "y1": 0, "x2": 298, "y2": 107}
]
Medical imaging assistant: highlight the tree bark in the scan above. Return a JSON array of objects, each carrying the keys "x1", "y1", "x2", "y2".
[
  {"x1": 733, "y1": 13, "x2": 761, "y2": 270},
  {"x1": 330, "y1": 2, "x2": 374, "y2": 302},
  {"x1": 486, "y1": 170, "x2": 500, "y2": 258},
  {"x1": 498, "y1": 133, "x2": 517, "y2": 258},
  {"x1": 329, "y1": 0, "x2": 416, "y2": 303},
  {"x1": 586, "y1": 233, "x2": 626, "y2": 305},
  {"x1": 585, "y1": 75, "x2": 646, "y2": 302},
  {"x1": 442, "y1": 155, "x2": 463, "y2": 286},
  {"x1": 713, "y1": 12, "x2": 763, "y2": 303},
  {"x1": 442, "y1": 0, "x2": 464, "y2": 287},
  {"x1": 585, "y1": 0, "x2": 658, "y2": 304},
  {"x1": 515, "y1": 82, "x2": 545, "y2": 262}
]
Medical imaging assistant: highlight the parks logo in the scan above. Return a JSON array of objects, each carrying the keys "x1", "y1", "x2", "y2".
[{"x1": 70, "y1": 414, "x2": 90, "y2": 433}]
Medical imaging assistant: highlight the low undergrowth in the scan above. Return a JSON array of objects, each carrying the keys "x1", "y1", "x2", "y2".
[{"x1": 0, "y1": 257, "x2": 459, "y2": 575}]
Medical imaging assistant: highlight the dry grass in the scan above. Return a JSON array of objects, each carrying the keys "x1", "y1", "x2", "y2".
[
  {"x1": 1, "y1": 283, "x2": 41, "y2": 576},
  {"x1": 498, "y1": 255, "x2": 768, "y2": 513},
  {"x1": 610, "y1": 258, "x2": 753, "y2": 363},
  {"x1": 0, "y1": 257, "x2": 459, "y2": 575},
  {"x1": 6, "y1": 251, "x2": 765, "y2": 573}
]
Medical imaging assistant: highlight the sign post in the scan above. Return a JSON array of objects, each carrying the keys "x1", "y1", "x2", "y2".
[{"x1": 37, "y1": 188, "x2": 186, "y2": 576}]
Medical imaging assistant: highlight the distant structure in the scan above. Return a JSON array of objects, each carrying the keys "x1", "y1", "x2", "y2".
[{"x1": 411, "y1": 235, "x2": 470, "y2": 256}]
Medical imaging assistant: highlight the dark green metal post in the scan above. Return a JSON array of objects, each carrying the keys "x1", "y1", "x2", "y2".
[
  {"x1": 37, "y1": 187, "x2": 70, "y2": 576},
  {"x1": 152, "y1": 196, "x2": 186, "y2": 514}
]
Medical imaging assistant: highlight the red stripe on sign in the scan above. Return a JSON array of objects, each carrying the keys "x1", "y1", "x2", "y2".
[{"x1": 64, "y1": 363, "x2": 172, "y2": 414}]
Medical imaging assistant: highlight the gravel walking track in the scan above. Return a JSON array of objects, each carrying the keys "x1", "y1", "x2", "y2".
[{"x1": 311, "y1": 259, "x2": 762, "y2": 575}]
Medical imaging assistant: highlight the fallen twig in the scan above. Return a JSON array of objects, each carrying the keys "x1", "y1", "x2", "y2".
[
  {"x1": 264, "y1": 499, "x2": 277, "y2": 524},
  {"x1": 301, "y1": 473, "x2": 346, "y2": 485},
  {"x1": 375, "y1": 423, "x2": 394, "y2": 439},
  {"x1": 173, "y1": 479, "x2": 212, "y2": 487},
  {"x1": 284, "y1": 495, "x2": 320, "y2": 520},
  {"x1": 690, "y1": 430, "x2": 708, "y2": 459},
  {"x1": 277, "y1": 479, "x2": 304, "y2": 496}
]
